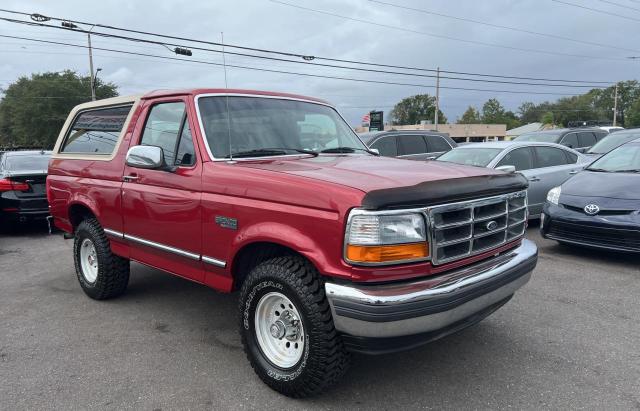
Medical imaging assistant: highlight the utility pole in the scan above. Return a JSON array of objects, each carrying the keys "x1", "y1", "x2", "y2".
[
  {"x1": 88, "y1": 33, "x2": 96, "y2": 101},
  {"x1": 612, "y1": 82, "x2": 619, "y2": 127},
  {"x1": 435, "y1": 67, "x2": 440, "y2": 131}
]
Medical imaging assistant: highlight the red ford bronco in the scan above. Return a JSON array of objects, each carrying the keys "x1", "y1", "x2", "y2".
[{"x1": 47, "y1": 89, "x2": 537, "y2": 397}]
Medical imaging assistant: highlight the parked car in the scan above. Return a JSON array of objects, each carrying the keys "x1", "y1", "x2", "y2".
[
  {"x1": 584, "y1": 128, "x2": 640, "y2": 159},
  {"x1": 514, "y1": 127, "x2": 608, "y2": 153},
  {"x1": 541, "y1": 138, "x2": 640, "y2": 252},
  {"x1": 47, "y1": 90, "x2": 537, "y2": 397},
  {"x1": 358, "y1": 130, "x2": 456, "y2": 160},
  {"x1": 599, "y1": 126, "x2": 624, "y2": 133},
  {"x1": 436, "y1": 142, "x2": 588, "y2": 218},
  {"x1": 0, "y1": 150, "x2": 51, "y2": 226}
]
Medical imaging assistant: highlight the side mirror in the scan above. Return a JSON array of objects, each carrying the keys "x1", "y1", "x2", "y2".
[
  {"x1": 369, "y1": 148, "x2": 380, "y2": 155},
  {"x1": 496, "y1": 165, "x2": 516, "y2": 173},
  {"x1": 125, "y1": 145, "x2": 175, "y2": 171}
]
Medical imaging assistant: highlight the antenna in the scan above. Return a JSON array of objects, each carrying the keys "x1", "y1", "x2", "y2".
[{"x1": 221, "y1": 31, "x2": 234, "y2": 163}]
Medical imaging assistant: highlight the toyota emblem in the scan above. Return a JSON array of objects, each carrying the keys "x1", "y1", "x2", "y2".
[
  {"x1": 584, "y1": 204, "x2": 600, "y2": 215},
  {"x1": 486, "y1": 220, "x2": 498, "y2": 231}
]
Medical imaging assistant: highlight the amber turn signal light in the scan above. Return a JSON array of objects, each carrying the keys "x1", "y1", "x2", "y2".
[{"x1": 346, "y1": 242, "x2": 429, "y2": 264}]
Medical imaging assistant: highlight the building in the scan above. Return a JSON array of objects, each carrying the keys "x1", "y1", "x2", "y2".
[
  {"x1": 354, "y1": 123, "x2": 506, "y2": 143},
  {"x1": 506, "y1": 122, "x2": 544, "y2": 140}
]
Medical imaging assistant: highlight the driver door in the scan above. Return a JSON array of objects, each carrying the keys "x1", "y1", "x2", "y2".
[{"x1": 121, "y1": 98, "x2": 204, "y2": 282}]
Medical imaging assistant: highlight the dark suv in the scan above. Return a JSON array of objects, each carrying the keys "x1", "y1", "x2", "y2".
[
  {"x1": 514, "y1": 128, "x2": 607, "y2": 153},
  {"x1": 359, "y1": 130, "x2": 456, "y2": 160}
]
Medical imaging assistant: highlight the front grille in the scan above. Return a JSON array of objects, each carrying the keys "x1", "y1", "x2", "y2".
[
  {"x1": 428, "y1": 191, "x2": 527, "y2": 265},
  {"x1": 548, "y1": 221, "x2": 640, "y2": 250}
]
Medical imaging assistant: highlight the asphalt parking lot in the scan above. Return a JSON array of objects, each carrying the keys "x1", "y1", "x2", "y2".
[{"x1": 0, "y1": 222, "x2": 638, "y2": 410}]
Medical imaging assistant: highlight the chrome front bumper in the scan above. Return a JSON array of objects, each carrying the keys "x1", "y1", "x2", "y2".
[{"x1": 325, "y1": 239, "x2": 537, "y2": 339}]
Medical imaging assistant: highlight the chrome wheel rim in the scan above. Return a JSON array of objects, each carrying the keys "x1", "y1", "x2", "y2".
[
  {"x1": 80, "y1": 238, "x2": 98, "y2": 283},
  {"x1": 254, "y1": 292, "x2": 305, "y2": 368}
]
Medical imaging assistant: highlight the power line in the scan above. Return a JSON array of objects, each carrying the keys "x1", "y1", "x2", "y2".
[
  {"x1": 369, "y1": 0, "x2": 640, "y2": 54},
  {"x1": 0, "y1": 34, "x2": 591, "y2": 96},
  {"x1": 551, "y1": 0, "x2": 640, "y2": 22},
  {"x1": 0, "y1": 16, "x2": 612, "y2": 89},
  {"x1": 596, "y1": 0, "x2": 640, "y2": 12},
  {"x1": 0, "y1": 8, "x2": 617, "y2": 84},
  {"x1": 269, "y1": 0, "x2": 629, "y2": 61}
]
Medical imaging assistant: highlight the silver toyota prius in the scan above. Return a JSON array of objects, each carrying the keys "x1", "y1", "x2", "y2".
[{"x1": 436, "y1": 142, "x2": 590, "y2": 218}]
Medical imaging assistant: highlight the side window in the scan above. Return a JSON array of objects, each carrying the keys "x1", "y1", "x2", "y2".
[
  {"x1": 595, "y1": 131, "x2": 607, "y2": 142},
  {"x1": 564, "y1": 150, "x2": 579, "y2": 164},
  {"x1": 371, "y1": 136, "x2": 398, "y2": 157},
  {"x1": 534, "y1": 146, "x2": 568, "y2": 168},
  {"x1": 61, "y1": 105, "x2": 132, "y2": 154},
  {"x1": 398, "y1": 135, "x2": 427, "y2": 155},
  {"x1": 426, "y1": 135, "x2": 452, "y2": 153},
  {"x1": 577, "y1": 132, "x2": 596, "y2": 148},
  {"x1": 496, "y1": 147, "x2": 534, "y2": 171},
  {"x1": 140, "y1": 102, "x2": 191, "y2": 165},
  {"x1": 560, "y1": 133, "x2": 578, "y2": 149}
]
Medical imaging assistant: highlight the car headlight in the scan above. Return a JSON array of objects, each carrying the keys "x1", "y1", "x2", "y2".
[
  {"x1": 547, "y1": 186, "x2": 561, "y2": 205},
  {"x1": 345, "y1": 212, "x2": 429, "y2": 265}
]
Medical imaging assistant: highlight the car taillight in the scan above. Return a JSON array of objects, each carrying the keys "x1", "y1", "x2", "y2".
[{"x1": 0, "y1": 179, "x2": 30, "y2": 192}]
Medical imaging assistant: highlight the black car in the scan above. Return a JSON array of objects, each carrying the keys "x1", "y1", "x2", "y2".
[
  {"x1": 514, "y1": 127, "x2": 608, "y2": 153},
  {"x1": 0, "y1": 150, "x2": 51, "y2": 225},
  {"x1": 358, "y1": 130, "x2": 457, "y2": 160},
  {"x1": 541, "y1": 138, "x2": 640, "y2": 252}
]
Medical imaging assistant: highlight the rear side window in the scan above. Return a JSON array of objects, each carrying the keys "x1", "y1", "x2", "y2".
[
  {"x1": 61, "y1": 105, "x2": 132, "y2": 154},
  {"x1": 426, "y1": 135, "x2": 452, "y2": 152},
  {"x1": 140, "y1": 102, "x2": 195, "y2": 166},
  {"x1": 371, "y1": 136, "x2": 398, "y2": 157},
  {"x1": 577, "y1": 132, "x2": 596, "y2": 147},
  {"x1": 560, "y1": 133, "x2": 578, "y2": 149},
  {"x1": 534, "y1": 146, "x2": 568, "y2": 168},
  {"x1": 594, "y1": 131, "x2": 607, "y2": 142},
  {"x1": 496, "y1": 147, "x2": 534, "y2": 171},
  {"x1": 398, "y1": 135, "x2": 427, "y2": 155}
]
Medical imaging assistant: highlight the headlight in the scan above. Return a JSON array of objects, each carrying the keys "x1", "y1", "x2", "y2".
[
  {"x1": 547, "y1": 186, "x2": 561, "y2": 205},
  {"x1": 345, "y1": 212, "x2": 429, "y2": 265}
]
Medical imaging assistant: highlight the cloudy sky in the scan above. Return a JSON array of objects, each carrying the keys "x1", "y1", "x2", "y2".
[{"x1": 0, "y1": 0, "x2": 638, "y2": 124}]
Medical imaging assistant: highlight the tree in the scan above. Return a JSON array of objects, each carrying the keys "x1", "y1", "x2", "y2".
[
  {"x1": 625, "y1": 98, "x2": 640, "y2": 127},
  {"x1": 458, "y1": 106, "x2": 481, "y2": 124},
  {"x1": 481, "y1": 98, "x2": 506, "y2": 124},
  {"x1": 390, "y1": 94, "x2": 447, "y2": 125},
  {"x1": 0, "y1": 70, "x2": 118, "y2": 147},
  {"x1": 517, "y1": 101, "x2": 540, "y2": 124}
]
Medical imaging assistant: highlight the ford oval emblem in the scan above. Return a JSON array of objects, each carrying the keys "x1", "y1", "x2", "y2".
[
  {"x1": 584, "y1": 204, "x2": 600, "y2": 215},
  {"x1": 486, "y1": 220, "x2": 498, "y2": 231}
]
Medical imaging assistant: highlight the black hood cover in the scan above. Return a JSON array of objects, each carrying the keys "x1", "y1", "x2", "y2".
[{"x1": 361, "y1": 172, "x2": 528, "y2": 210}]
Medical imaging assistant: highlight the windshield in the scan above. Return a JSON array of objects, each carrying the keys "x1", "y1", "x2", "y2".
[
  {"x1": 514, "y1": 132, "x2": 562, "y2": 143},
  {"x1": 436, "y1": 148, "x2": 502, "y2": 167},
  {"x1": 587, "y1": 144, "x2": 640, "y2": 172},
  {"x1": 587, "y1": 133, "x2": 640, "y2": 154},
  {"x1": 197, "y1": 96, "x2": 367, "y2": 158},
  {"x1": 4, "y1": 153, "x2": 51, "y2": 172}
]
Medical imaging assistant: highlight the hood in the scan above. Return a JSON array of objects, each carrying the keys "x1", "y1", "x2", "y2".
[
  {"x1": 238, "y1": 155, "x2": 529, "y2": 209},
  {"x1": 562, "y1": 170, "x2": 640, "y2": 201}
]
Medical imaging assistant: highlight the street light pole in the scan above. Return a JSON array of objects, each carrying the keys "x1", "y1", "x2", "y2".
[
  {"x1": 613, "y1": 82, "x2": 619, "y2": 127},
  {"x1": 435, "y1": 67, "x2": 440, "y2": 131},
  {"x1": 88, "y1": 33, "x2": 96, "y2": 101}
]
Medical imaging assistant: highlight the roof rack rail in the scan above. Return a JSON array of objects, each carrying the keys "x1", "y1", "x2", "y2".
[{"x1": 567, "y1": 120, "x2": 612, "y2": 128}]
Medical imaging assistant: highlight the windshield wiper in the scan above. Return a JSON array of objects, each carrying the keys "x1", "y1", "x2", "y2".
[
  {"x1": 586, "y1": 167, "x2": 610, "y2": 172},
  {"x1": 613, "y1": 169, "x2": 640, "y2": 173},
  {"x1": 320, "y1": 146, "x2": 379, "y2": 155},
  {"x1": 226, "y1": 148, "x2": 318, "y2": 158}
]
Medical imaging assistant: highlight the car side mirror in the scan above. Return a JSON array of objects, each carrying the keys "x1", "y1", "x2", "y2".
[
  {"x1": 126, "y1": 145, "x2": 176, "y2": 172},
  {"x1": 496, "y1": 165, "x2": 516, "y2": 173},
  {"x1": 369, "y1": 148, "x2": 380, "y2": 155}
]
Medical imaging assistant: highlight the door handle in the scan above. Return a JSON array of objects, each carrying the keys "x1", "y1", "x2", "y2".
[
  {"x1": 528, "y1": 176, "x2": 541, "y2": 182},
  {"x1": 123, "y1": 174, "x2": 139, "y2": 182},
  {"x1": 569, "y1": 170, "x2": 579, "y2": 175}
]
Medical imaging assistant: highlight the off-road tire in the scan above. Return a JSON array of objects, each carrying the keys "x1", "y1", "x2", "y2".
[
  {"x1": 239, "y1": 255, "x2": 350, "y2": 397},
  {"x1": 73, "y1": 218, "x2": 130, "y2": 300}
]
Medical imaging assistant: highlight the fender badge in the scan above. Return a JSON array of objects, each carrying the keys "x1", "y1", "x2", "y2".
[{"x1": 215, "y1": 215, "x2": 238, "y2": 230}]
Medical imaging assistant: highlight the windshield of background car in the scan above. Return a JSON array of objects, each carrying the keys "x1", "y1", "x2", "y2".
[
  {"x1": 197, "y1": 96, "x2": 367, "y2": 158},
  {"x1": 436, "y1": 148, "x2": 502, "y2": 167},
  {"x1": 588, "y1": 144, "x2": 640, "y2": 172},
  {"x1": 514, "y1": 132, "x2": 562, "y2": 143},
  {"x1": 587, "y1": 132, "x2": 640, "y2": 154},
  {"x1": 3, "y1": 154, "x2": 51, "y2": 172}
]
